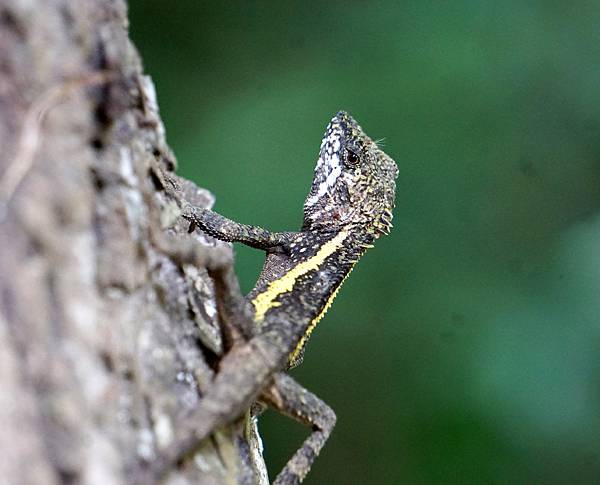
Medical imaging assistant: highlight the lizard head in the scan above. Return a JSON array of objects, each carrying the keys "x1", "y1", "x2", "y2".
[{"x1": 302, "y1": 111, "x2": 398, "y2": 237}]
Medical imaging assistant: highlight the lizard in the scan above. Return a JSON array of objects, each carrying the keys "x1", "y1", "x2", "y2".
[{"x1": 143, "y1": 111, "x2": 398, "y2": 484}]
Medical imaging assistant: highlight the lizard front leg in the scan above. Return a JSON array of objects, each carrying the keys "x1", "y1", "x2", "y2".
[
  {"x1": 182, "y1": 204, "x2": 294, "y2": 250},
  {"x1": 261, "y1": 372, "x2": 337, "y2": 485}
]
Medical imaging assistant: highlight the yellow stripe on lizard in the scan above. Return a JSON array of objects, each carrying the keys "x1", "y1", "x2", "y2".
[
  {"x1": 251, "y1": 230, "x2": 349, "y2": 323},
  {"x1": 288, "y1": 260, "x2": 359, "y2": 366}
]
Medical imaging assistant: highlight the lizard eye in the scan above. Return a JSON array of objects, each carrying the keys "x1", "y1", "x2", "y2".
[{"x1": 345, "y1": 149, "x2": 360, "y2": 167}]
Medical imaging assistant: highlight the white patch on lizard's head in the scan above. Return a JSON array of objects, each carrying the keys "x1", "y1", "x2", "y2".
[
  {"x1": 302, "y1": 111, "x2": 398, "y2": 235},
  {"x1": 305, "y1": 122, "x2": 344, "y2": 207}
]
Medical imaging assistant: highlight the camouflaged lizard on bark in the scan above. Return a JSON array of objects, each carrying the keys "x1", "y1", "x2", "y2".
[{"x1": 146, "y1": 111, "x2": 398, "y2": 484}]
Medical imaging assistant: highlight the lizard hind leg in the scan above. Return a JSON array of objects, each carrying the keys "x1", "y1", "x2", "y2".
[{"x1": 261, "y1": 372, "x2": 337, "y2": 485}]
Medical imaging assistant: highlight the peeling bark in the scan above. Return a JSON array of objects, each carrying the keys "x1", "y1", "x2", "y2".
[{"x1": 0, "y1": 1, "x2": 258, "y2": 483}]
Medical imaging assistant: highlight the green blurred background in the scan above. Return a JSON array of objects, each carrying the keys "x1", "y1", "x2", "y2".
[{"x1": 129, "y1": 2, "x2": 600, "y2": 483}]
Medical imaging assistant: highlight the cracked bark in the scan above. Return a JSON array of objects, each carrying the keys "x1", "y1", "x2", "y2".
[{"x1": 0, "y1": 1, "x2": 261, "y2": 483}]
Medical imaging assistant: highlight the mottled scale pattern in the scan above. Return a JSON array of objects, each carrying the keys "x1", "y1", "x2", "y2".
[
  {"x1": 302, "y1": 112, "x2": 397, "y2": 235},
  {"x1": 172, "y1": 110, "x2": 399, "y2": 485},
  {"x1": 185, "y1": 111, "x2": 397, "y2": 366},
  {"x1": 246, "y1": 111, "x2": 398, "y2": 366}
]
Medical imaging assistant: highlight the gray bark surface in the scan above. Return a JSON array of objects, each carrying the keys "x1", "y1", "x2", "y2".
[{"x1": 0, "y1": 1, "x2": 258, "y2": 483}]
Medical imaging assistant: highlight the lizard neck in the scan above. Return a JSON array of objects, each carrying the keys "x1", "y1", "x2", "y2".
[{"x1": 247, "y1": 228, "x2": 375, "y2": 367}]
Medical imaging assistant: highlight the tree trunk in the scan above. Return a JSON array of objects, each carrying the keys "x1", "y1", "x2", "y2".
[{"x1": 0, "y1": 1, "x2": 258, "y2": 483}]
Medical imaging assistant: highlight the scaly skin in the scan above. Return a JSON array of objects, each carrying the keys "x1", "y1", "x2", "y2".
[{"x1": 144, "y1": 111, "x2": 398, "y2": 484}]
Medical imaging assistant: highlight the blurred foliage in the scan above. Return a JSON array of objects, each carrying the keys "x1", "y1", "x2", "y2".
[{"x1": 129, "y1": 1, "x2": 600, "y2": 483}]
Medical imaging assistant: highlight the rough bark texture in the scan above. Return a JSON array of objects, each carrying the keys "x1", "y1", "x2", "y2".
[{"x1": 0, "y1": 1, "x2": 258, "y2": 483}]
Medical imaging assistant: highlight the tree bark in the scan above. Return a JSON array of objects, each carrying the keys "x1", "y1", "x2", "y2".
[{"x1": 0, "y1": 1, "x2": 258, "y2": 483}]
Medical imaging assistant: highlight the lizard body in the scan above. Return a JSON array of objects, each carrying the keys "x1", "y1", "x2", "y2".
[{"x1": 147, "y1": 111, "x2": 397, "y2": 484}]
